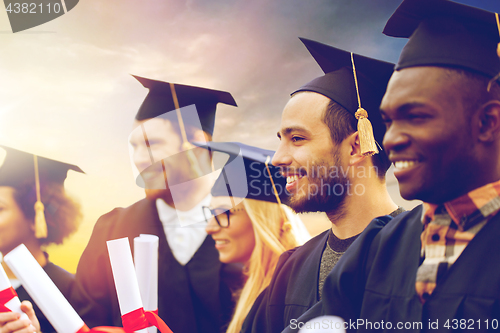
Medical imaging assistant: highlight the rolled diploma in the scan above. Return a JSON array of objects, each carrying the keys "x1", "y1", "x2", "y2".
[
  {"x1": 107, "y1": 238, "x2": 148, "y2": 333},
  {"x1": 298, "y1": 315, "x2": 346, "y2": 333},
  {"x1": 3, "y1": 244, "x2": 85, "y2": 333},
  {"x1": 0, "y1": 263, "x2": 29, "y2": 320},
  {"x1": 134, "y1": 235, "x2": 158, "y2": 333}
]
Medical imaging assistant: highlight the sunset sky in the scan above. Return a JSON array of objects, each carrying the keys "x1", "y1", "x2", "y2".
[{"x1": 0, "y1": 0, "x2": 496, "y2": 272}]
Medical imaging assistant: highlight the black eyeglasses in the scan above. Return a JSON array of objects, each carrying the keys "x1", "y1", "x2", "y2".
[{"x1": 202, "y1": 206, "x2": 243, "y2": 228}]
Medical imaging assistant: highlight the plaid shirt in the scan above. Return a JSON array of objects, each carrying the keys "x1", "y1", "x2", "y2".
[{"x1": 416, "y1": 179, "x2": 500, "y2": 303}]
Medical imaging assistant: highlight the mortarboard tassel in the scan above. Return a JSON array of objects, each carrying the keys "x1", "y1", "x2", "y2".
[
  {"x1": 140, "y1": 123, "x2": 169, "y2": 190},
  {"x1": 488, "y1": 13, "x2": 500, "y2": 92},
  {"x1": 351, "y1": 53, "x2": 379, "y2": 156},
  {"x1": 265, "y1": 156, "x2": 291, "y2": 232},
  {"x1": 169, "y1": 83, "x2": 203, "y2": 178},
  {"x1": 497, "y1": 13, "x2": 500, "y2": 58},
  {"x1": 33, "y1": 155, "x2": 47, "y2": 239}
]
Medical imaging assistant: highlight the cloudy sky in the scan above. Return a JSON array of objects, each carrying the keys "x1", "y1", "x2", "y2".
[{"x1": 0, "y1": 0, "x2": 497, "y2": 272}]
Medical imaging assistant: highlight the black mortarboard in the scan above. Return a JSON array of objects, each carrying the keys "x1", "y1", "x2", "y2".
[
  {"x1": 295, "y1": 38, "x2": 395, "y2": 154},
  {"x1": 0, "y1": 146, "x2": 84, "y2": 187},
  {"x1": 195, "y1": 142, "x2": 289, "y2": 203},
  {"x1": 133, "y1": 75, "x2": 237, "y2": 136},
  {"x1": 383, "y1": 0, "x2": 500, "y2": 79},
  {"x1": 0, "y1": 146, "x2": 84, "y2": 238}
]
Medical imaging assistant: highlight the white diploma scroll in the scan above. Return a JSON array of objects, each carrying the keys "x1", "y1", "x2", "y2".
[
  {"x1": 0, "y1": 263, "x2": 29, "y2": 320},
  {"x1": 134, "y1": 234, "x2": 159, "y2": 333},
  {"x1": 107, "y1": 237, "x2": 148, "y2": 333},
  {"x1": 3, "y1": 244, "x2": 85, "y2": 333},
  {"x1": 297, "y1": 316, "x2": 346, "y2": 333}
]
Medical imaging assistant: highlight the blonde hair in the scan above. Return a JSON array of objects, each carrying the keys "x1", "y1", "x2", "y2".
[{"x1": 225, "y1": 198, "x2": 300, "y2": 333}]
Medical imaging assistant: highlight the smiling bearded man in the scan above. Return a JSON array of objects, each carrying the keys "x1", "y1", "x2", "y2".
[
  {"x1": 240, "y1": 38, "x2": 404, "y2": 333},
  {"x1": 286, "y1": 149, "x2": 349, "y2": 217},
  {"x1": 284, "y1": 1, "x2": 500, "y2": 332}
]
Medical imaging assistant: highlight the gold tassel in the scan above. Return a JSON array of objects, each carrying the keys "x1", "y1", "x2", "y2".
[
  {"x1": 33, "y1": 155, "x2": 47, "y2": 239},
  {"x1": 34, "y1": 201, "x2": 47, "y2": 239},
  {"x1": 265, "y1": 156, "x2": 289, "y2": 231},
  {"x1": 182, "y1": 142, "x2": 203, "y2": 178},
  {"x1": 488, "y1": 13, "x2": 500, "y2": 92},
  {"x1": 351, "y1": 53, "x2": 379, "y2": 156},
  {"x1": 281, "y1": 220, "x2": 292, "y2": 233},
  {"x1": 170, "y1": 83, "x2": 203, "y2": 178},
  {"x1": 496, "y1": 13, "x2": 500, "y2": 58},
  {"x1": 140, "y1": 123, "x2": 169, "y2": 189},
  {"x1": 355, "y1": 108, "x2": 378, "y2": 156}
]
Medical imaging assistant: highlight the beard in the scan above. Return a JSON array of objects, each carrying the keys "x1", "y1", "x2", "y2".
[
  {"x1": 284, "y1": 153, "x2": 350, "y2": 216},
  {"x1": 139, "y1": 159, "x2": 180, "y2": 204}
]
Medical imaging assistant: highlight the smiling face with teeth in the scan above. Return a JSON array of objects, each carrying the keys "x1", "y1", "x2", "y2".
[
  {"x1": 380, "y1": 66, "x2": 489, "y2": 203},
  {"x1": 273, "y1": 92, "x2": 351, "y2": 214},
  {"x1": 205, "y1": 196, "x2": 255, "y2": 264}
]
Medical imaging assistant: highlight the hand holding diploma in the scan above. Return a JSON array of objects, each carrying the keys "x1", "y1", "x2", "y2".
[
  {"x1": 0, "y1": 301, "x2": 39, "y2": 333},
  {"x1": 2, "y1": 244, "x2": 145, "y2": 333},
  {"x1": 3, "y1": 245, "x2": 87, "y2": 333},
  {"x1": 0, "y1": 264, "x2": 28, "y2": 321},
  {"x1": 0, "y1": 261, "x2": 38, "y2": 333}
]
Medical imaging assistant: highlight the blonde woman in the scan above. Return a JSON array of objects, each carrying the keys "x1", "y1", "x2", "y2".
[{"x1": 200, "y1": 142, "x2": 309, "y2": 333}]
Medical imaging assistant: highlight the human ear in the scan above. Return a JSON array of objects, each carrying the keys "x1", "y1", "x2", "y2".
[
  {"x1": 477, "y1": 101, "x2": 500, "y2": 142},
  {"x1": 191, "y1": 129, "x2": 213, "y2": 172},
  {"x1": 345, "y1": 132, "x2": 367, "y2": 166},
  {"x1": 191, "y1": 129, "x2": 211, "y2": 143}
]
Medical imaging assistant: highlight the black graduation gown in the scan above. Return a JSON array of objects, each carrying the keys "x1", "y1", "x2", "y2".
[
  {"x1": 242, "y1": 214, "x2": 394, "y2": 333},
  {"x1": 69, "y1": 198, "x2": 242, "y2": 333},
  {"x1": 241, "y1": 230, "x2": 329, "y2": 333},
  {"x1": 15, "y1": 262, "x2": 74, "y2": 333},
  {"x1": 285, "y1": 205, "x2": 500, "y2": 332}
]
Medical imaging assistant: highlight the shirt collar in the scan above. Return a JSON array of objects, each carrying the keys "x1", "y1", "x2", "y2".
[
  {"x1": 422, "y1": 179, "x2": 500, "y2": 230},
  {"x1": 155, "y1": 195, "x2": 211, "y2": 265},
  {"x1": 156, "y1": 194, "x2": 212, "y2": 227}
]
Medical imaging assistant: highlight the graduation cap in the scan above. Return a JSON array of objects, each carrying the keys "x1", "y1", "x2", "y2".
[
  {"x1": 295, "y1": 38, "x2": 395, "y2": 156},
  {"x1": 194, "y1": 142, "x2": 289, "y2": 204},
  {"x1": 133, "y1": 75, "x2": 237, "y2": 137},
  {"x1": 0, "y1": 146, "x2": 84, "y2": 239},
  {"x1": 383, "y1": 0, "x2": 500, "y2": 82},
  {"x1": 133, "y1": 75, "x2": 237, "y2": 180}
]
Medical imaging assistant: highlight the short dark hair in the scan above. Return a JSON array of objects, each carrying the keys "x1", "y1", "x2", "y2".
[
  {"x1": 322, "y1": 99, "x2": 391, "y2": 179},
  {"x1": 442, "y1": 67, "x2": 500, "y2": 115},
  {"x1": 13, "y1": 181, "x2": 82, "y2": 245}
]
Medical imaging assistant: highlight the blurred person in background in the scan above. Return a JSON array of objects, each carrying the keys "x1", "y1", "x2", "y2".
[
  {"x1": 0, "y1": 145, "x2": 83, "y2": 333},
  {"x1": 69, "y1": 76, "x2": 243, "y2": 333}
]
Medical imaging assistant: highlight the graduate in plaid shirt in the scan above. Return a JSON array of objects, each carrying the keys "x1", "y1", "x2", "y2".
[{"x1": 284, "y1": 0, "x2": 500, "y2": 332}]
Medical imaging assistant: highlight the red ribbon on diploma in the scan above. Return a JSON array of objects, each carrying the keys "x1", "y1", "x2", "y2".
[
  {"x1": 0, "y1": 287, "x2": 17, "y2": 312},
  {"x1": 122, "y1": 307, "x2": 173, "y2": 333},
  {"x1": 74, "y1": 308, "x2": 170, "y2": 333}
]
